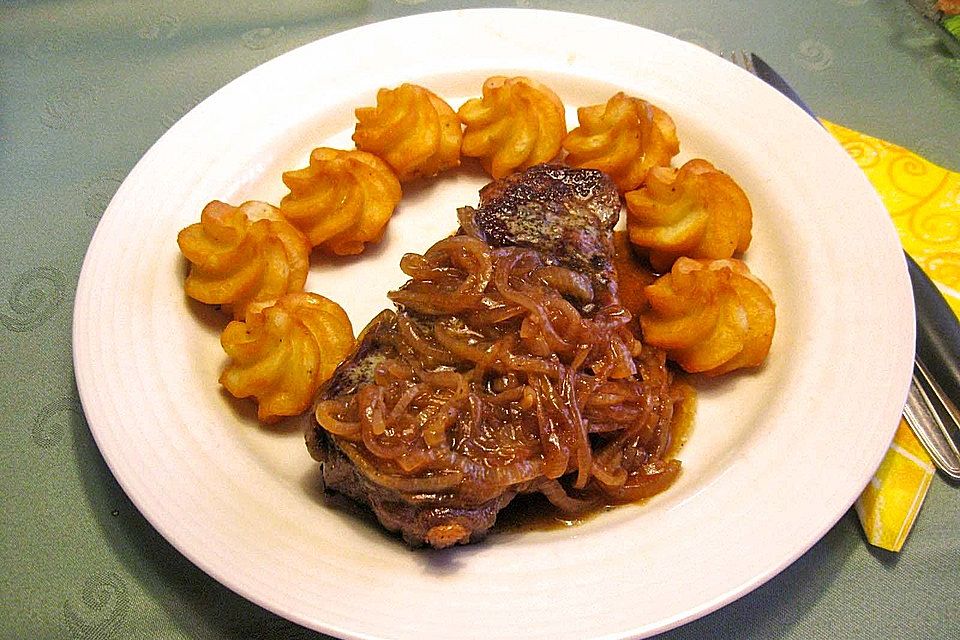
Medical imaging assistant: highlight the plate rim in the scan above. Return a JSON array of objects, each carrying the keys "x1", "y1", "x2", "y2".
[{"x1": 72, "y1": 8, "x2": 915, "y2": 640}]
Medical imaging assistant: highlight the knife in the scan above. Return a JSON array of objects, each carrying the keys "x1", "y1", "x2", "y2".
[{"x1": 749, "y1": 53, "x2": 960, "y2": 479}]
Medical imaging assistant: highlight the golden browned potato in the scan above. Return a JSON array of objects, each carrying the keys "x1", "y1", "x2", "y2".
[
  {"x1": 353, "y1": 83, "x2": 462, "y2": 182},
  {"x1": 625, "y1": 159, "x2": 752, "y2": 272},
  {"x1": 177, "y1": 200, "x2": 310, "y2": 320},
  {"x1": 280, "y1": 147, "x2": 402, "y2": 255},
  {"x1": 457, "y1": 76, "x2": 566, "y2": 178},
  {"x1": 639, "y1": 257, "x2": 775, "y2": 376},
  {"x1": 219, "y1": 292, "x2": 355, "y2": 424},
  {"x1": 562, "y1": 92, "x2": 679, "y2": 193}
]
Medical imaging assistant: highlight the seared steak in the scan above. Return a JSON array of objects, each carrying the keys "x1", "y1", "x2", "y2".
[
  {"x1": 306, "y1": 310, "x2": 524, "y2": 547},
  {"x1": 461, "y1": 163, "x2": 621, "y2": 305},
  {"x1": 306, "y1": 165, "x2": 676, "y2": 549}
]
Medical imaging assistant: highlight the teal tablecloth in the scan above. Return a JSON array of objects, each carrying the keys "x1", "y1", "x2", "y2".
[{"x1": 2, "y1": 1, "x2": 958, "y2": 638}]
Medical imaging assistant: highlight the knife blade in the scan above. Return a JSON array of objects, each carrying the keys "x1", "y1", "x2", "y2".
[
  {"x1": 749, "y1": 52, "x2": 960, "y2": 479},
  {"x1": 749, "y1": 55, "x2": 818, "y2": 118}
]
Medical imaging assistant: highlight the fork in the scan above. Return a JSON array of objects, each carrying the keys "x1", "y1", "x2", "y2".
[
  {"x1": 722, "y1": 50, "x2": 960, "y2": 479},
  {"x1": 726, "y1": 50, "x2": 756, "y2": 75}
]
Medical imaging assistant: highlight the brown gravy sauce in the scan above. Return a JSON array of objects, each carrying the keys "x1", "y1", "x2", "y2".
[{"x1": 492, "y1": 377, "x2": 696, "y2": 534}]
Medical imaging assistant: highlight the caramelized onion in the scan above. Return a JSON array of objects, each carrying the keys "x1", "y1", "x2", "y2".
[
  {"x1": 315, "y1": 399, "x2": 361, "y2": 438},
  {"x1": 396, "y1": 313, "x2": 456, "y2": 367},
  {"x1": 433, "y1": 320, "x2": 489, "y2": 363},
  {"x1": 317, "y1": 234, "x2": 685, "y2": 514},
  {"x1": 539, "y1": 479, "x2": 602, "y2": 514},
  {"x1": 424, "y1": 234, "x2": 493, "y2": 294},
  {"x1": 341, "y1": 442, "x2": 462, "y2": 493},
  {"x1": 493, "y1": 251, "x2": 573, "y2": 353},
  {"x1": 533, "y1": 266, "x2": 594, "y2": 303},
  {"x1": 389, "y1": 284, "x2": 484, "y2": 315}
]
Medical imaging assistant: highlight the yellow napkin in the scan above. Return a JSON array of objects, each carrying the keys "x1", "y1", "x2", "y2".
[
  {"x1": 855, "y1": 418, "x2": 935, "y2": 552},
  {"x1": 824, "y1": 121, "x2": 960, "y2": 314},
  {"x1": 823, "y1": 120, "x2": 959, "y2": 552}
]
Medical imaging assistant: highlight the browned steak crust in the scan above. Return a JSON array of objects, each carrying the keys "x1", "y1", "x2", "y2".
[{"x1": 461, "y1": 164, "x2": 621, "y2": 305}]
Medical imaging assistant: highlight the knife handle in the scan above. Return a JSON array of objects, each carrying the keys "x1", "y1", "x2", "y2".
[{"x1": 906, "y1": 252, "x2": 960, "y2": 407}]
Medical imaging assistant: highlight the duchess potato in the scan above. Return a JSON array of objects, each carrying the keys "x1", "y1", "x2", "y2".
[
  {"x1": 562, "y1": 92, "x2": 679, "y2": 193},
  {"x1": 280, "y1": 147, "x2": 402, "y2": 255},
  {"x1": 219, "y1": 292, "x2": 355, "y2": 423},
  {"x1": 639, "y1": 257, "x2": 775, "y2": 376},
  {"x1": 458, "y1": 76, "x2": 566, "y2": 179},
  {"x1": 625, "y1": 158, "x2": 753, "y2": 272},
  {"x1": 177, "y1": 200, "x2": 310, "y2": 320},
  {"x1": 353, "y1": 83, "x2": 461, "y2": 182}
]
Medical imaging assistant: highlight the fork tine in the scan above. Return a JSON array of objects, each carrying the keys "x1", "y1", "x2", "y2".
[
  {"x1": 731, "y1": 49, "x2": 743, "y2": 69},
  {"x1": 720, "y1": 49, "x2": 757, "y2": 76}
]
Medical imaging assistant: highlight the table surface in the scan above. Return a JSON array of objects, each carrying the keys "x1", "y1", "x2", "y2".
[{"x1": 2, "y1": 1, "x2": 958, "y2": 638}]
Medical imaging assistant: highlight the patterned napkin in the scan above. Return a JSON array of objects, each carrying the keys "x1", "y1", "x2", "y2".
[{"x1": 823, "y1": 120, "x2": 959, "y2": 552}]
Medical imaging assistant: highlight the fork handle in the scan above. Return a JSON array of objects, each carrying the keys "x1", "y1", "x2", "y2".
[{"x1": 905, "y1": 364, "x2": 960, "y2": 479}]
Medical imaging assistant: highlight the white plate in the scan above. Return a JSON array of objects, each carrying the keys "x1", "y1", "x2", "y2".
[{"x1": 73, "y1": 9, "x2": 914, "y2": 640}]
